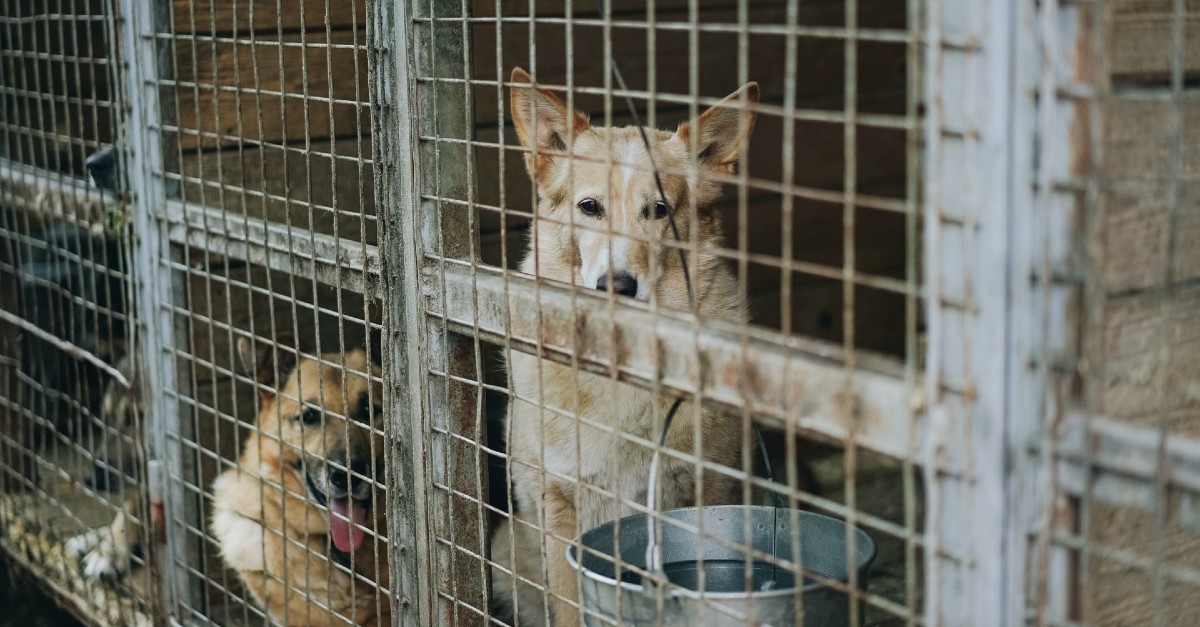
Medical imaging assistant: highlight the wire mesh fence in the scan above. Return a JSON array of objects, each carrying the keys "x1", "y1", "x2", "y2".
[
  {"x1": 0, "y1": 1, "x2": 1195, "y2": 626},
  {"x1": 1032, "y1": 1, "x2": 1200, "y2": 625}
]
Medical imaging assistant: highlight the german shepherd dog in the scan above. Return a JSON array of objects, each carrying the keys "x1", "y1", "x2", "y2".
[
  {"x1": 66, "y1": 353, "x2": 155, "y2": 580},
  {"x1": 497, "y1": 68, "x2": 758, "y2": 626},
  {"x1": 211, "y1": 338, "x2": 389, "y2": 626}
]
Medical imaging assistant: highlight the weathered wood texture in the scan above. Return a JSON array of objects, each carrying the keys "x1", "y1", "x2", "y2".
[
  {"x1": 470, "y1": 0, "x2": 908, "y2": 127},
  {"x1": 181, "y1": 263, "x2": 376, "y2": 386},
  {"x1": 1108, "y1": 0, "x2": 1200, "y2": 84},
  {"x1": 1094, "y1": 284, "x2": 1200, "y2": 437},
  {"x1": 1083, "y1": 4, "x2": 1200, "y2": 622},
  {"x1": 1084, "y1": 500, "x2": 1200, "y2": 626},
  {"x1": 178, "y1": 137, "x2": 377, "y2": 243},
  {"x1": 171, "y1": 0, "x2": 366, "y2": 34},
  {"x1": 172, "y1": 29, "x2": 369, "y2": 151},
  {"x1": 0, "y1": 0, "x2": 115, "y2": 178}
]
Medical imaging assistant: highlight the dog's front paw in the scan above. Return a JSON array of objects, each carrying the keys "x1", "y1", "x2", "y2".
[
  {"x1": 65, "y1": 530, "x2": 98, "y2": 560},
  {"x1": 67, "y1": 530, "x2": 131, "y2": 580},
  {"x1": 80, "y1": 536, "x2": 130, "y2": 580}
]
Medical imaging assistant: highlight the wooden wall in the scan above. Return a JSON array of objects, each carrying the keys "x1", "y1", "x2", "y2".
[
  {"x1": 169, "y1": 0, "x2": 375, "y2": 245},
  {"x1": 0, "y1": 0, "x2": 115, "y2": 178},
  {"x1": 1082, "y1": 1, "x2": 1200, "y2": 624}
]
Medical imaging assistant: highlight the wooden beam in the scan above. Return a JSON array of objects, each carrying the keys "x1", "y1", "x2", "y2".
[{"x1": 173, "y1": 29, "x2": 369, "y2": 150}]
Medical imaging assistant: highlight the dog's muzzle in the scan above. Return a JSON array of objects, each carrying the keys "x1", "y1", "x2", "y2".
[
  {"x1": 304, "y1": 461, "x2": 373, "y2": 554},
  {"x1": 595, "y1": 271, "x2": 639, "y2": 298}
]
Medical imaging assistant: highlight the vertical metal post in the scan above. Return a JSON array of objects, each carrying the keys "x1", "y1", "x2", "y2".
[
  {"x1": 117, "y1": 0, "x2": 198, "y2": 620},
  {"x1": 922, "y1": 0, "x2": 1051, "y2": 624},
  {"x1": 412, "y1": 1, "x2": 488, "y2": 624},
  {"x1": 370, "y1": 0, "x2": 466, "y2": 625}
]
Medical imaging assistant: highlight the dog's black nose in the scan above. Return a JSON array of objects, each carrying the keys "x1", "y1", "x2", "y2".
[
  {"x1": 328, "y1": 457, "x2": 370, "y2": 495},
  {"x1": 596, "y1": 272, "x2": 638, "y2": 298},
  {"x1": 85, "y1": 147, "x2": 119, "y2": 192}
]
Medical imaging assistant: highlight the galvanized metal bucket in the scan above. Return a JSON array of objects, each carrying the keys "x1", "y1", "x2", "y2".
[{"x1": 566, "y1": 506, "x2": 876, "y2": 626}]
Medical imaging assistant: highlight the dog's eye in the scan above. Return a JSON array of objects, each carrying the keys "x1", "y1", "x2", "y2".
[
  {"x1": 645, "y1": 200, "x2": 668, "y2": 219},
  {"x1": 298, "y1": 407, "x2": 322, "y2": 426},
  {"x1": 354, "y1": 402, "x2": 382, "y2": 424},
  {"x1": 577, "y1": 199, "x2": 602, "y2": 217}
]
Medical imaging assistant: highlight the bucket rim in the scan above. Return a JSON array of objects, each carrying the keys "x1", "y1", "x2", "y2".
[{"x1": 566, "y1": 506, "x2": 877, "y2": 600}]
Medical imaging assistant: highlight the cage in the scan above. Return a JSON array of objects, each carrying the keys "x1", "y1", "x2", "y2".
[{"x1": 0, "y1": 1, "x2": 1195, "y2": 626}]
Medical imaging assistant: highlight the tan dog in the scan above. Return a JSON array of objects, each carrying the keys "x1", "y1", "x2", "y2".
[
  {"x1": 211, "y1": 339, "x2": 389, "y2": 626},
  {"x1": 498, "y1": 67, "x2": 758, "y2": 626}
]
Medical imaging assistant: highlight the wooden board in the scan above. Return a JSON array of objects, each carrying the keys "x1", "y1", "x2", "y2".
[
  {"x1": 1102, "y1": 182, "x2": 1200, "y2": 294},
  {"x1": 1094, "y1": 283, "x2": 1200, "y2": 435},
  {"x1": 173, "y1": 29, "x2": 369, "y2": 150},
  {"x1": 172, "y1": 0, "x2": 366, "y2": 35},
  {"x1": 1102, "y1": 99, "x2": 1200, "y2": 182},
  {"x1": 1109, "y1": 0, "x2": 1200, "y2": 84},
  {"x1": 177, "y1": 137, "x2": 377, "y2": 244},
  {"x1": 1085, "y1": 499, "x2": 1200, "y2": 625},
  {"x1": 471, "y1": 0, "x2": 910, "y2": 127},
  {"x1": 182, "y1": 264, "x2": 378, "y2": 385}
]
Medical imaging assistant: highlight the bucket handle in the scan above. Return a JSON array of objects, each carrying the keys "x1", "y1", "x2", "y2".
[{"x1": 643, "y1": 402, "x2": 784, "y2": 588}]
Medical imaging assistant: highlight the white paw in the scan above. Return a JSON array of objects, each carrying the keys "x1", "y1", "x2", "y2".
[
  {"x1": 65, "y1": 531, "x2": 98, "y2": 558},
  {"x1": 68, "y1": 529, "x2": 131, "y2": 580}
]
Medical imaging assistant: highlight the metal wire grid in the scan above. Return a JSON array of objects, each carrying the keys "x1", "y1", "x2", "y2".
[
  {"x1": 0, "y1": 0, "x2": 117, "y2": 178},
  {"x1": 0, "y1": 0, "x2": 158, "y2": 624},
  {"x1": 394, "y1": 1, "x2": 925, "y2": 625},
  {"x1": 1035, "y1": 1, "x2": 1200, "y2": 625},
  {"x1": 126, "y1": 0, "x2": 388, "y2": 624}
]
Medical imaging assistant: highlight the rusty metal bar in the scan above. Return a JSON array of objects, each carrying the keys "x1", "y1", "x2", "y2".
[
  {"x1": 161, "y1": 200, "x2": 381, "y2": 298},
  {"x1": 413, "y1": 0, "x2": 489, "y2": 623},
  {"x1": 369, "y1": 0, "x2": 436, "y2": 623},
  {"x1": 426, "y1": 263, "x2": 916, "y2": 459}
]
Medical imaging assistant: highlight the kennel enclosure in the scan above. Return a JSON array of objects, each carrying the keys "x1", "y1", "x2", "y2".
[{"x1": 0, "y1": 0, "x2": 1196, "y2": 626}]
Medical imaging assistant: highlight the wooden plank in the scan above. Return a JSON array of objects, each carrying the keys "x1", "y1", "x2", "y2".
[
  {"x1": 1084, "y1": 499, "x2": 1200, "y2": 625},
  {"x1": 1094, "y1": 283, "x2": 1200, "y2": 435},
  {"x1": 171, "y1": 0, "x2": 366, "y2": 35},
  {"x1": 182, "y1": 263, "x2": 378, "y2": 383},
  {"x1": 176, "y1": 137, "x2": 377, "y2": 244},
  {"x1": 472, "y1": 0, "x2": 791, "y2": 18},
  {"x1": 1102, "y1": 99, "x2": 1200, "y2": 182},
  {"x1": 173, "y1": 29, "x2": 369, "y2": 150},
  {"x1": 470, "y1": 0, "x2": 909, "y2": 127},
  {"x1": 1102, "y1": 182, "x2": 1200, "y2": 293},
  {"x1": 427, "y1": 264, "x2": 916, "y2": 456},
  {"x1": 1109, "y1": 0, "x2": 1200, "y2": 84}
]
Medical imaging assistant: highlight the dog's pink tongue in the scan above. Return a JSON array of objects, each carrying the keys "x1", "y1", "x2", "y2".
[{"x1": 329, "y1": 498, "x2": 367, "y2": 554}]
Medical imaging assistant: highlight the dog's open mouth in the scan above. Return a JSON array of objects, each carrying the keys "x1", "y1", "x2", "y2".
[{"x1": 303, "y1": 468, "x2": 370, "y2": 554}]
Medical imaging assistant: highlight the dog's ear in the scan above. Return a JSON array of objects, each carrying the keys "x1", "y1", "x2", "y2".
[
  {"x1": 510, "y1": 67, "x2": 590, "y2": 184},
  {"x1": 237, "y1": 333, "x2": 299, "y2": 399},
  {"x1": 676, "y1": 82, "x2": 759, "y2": 175}
]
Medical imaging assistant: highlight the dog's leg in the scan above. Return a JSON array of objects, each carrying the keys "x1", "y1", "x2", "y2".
[
  {"x1": 543, "y1": 482, "x2": 581, "y2": 627},
  {"x1": 67, "y1": 493, "x2": 140, "y2": 579}
]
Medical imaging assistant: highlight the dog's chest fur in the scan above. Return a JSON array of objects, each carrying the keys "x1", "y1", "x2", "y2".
[{"x1": 508, "y1": 352, "x2": 709, "y2": 528}]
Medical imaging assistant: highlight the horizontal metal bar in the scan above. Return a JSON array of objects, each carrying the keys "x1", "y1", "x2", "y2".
[
  {"x1": 0, "y1": 158, "x2": 119, "y2": 221},
  {"x1": 163, "y1": 200, "x2": 382, "y2": 298},
  {"x1": 424, "y1": 262, "x2": 919, "y2": 459},
  {"x1": 1057, "y1": 411, "x2": 1200, "y2": 512}
]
